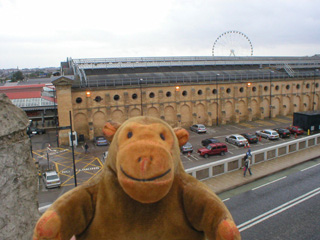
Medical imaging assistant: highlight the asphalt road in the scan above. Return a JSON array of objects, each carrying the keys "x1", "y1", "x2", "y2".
[{"x1": 220, "y1": 158, "x2": 320, "y2": 239}]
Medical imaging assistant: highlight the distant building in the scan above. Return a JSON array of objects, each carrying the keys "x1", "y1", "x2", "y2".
[{"x1": 53, "y1": 55, "x2": 320, "y2": 145}]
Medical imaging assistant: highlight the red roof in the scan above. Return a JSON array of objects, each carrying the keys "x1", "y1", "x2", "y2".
[{"x1": 0, "y1": 84, "x2": 46, "y2": 99}]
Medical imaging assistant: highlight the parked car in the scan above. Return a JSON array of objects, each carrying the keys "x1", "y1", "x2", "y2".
[
  {"x1": 94, "y1": 136, "x2": 109, "y2": 146},
  {"x1": 42, "y1": 170, "x2": 61, "y2": 189},
  {"x1": 190, "y1": 124, "x2": 207, "y2": 134},
  {"x1": 255, "y1": 129, "x2": 279, "y2": 140},
  {"x1": 240, "y1": 133, "x2": 259, "y2": 143},
  {"x1": 287, "y1": 126, "x2": 304, "y2": 135},
  {"x1": 181, "y1": 142, "x2": 193, "y2": 153},
  {"x1": 197, "y1": 143, "x2": 228, "y2": 158},
  {"x1": 28, "y1": 127, "x2": 46, "y2": 135},
  {"x1": 201, "y1": 138, "x2": 220, "y2": 146},
  {"x1": 225, "y1": 134, "x2": 248, "y2": 146},
  {"x1": 273, "y1": 128, "x2": 291, "y2": 138}
]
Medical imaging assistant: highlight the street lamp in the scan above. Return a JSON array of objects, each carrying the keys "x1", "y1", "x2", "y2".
[
  {"x1": 313, "y1": 69, "x2": 319, "y2": 111},
  {"x1": 269, "y1": 71, "x2": 274, "y2": 119},
  {"x1": 216, "y1": 74, "x2": 220, "y2": 126},
  {"x1": 139, "y1": 78, "x2": 143, "y2": 116}
]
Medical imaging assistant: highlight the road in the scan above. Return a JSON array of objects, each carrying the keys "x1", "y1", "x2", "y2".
[{"x1": 220, "y1": 158, "x2": 320, "y2": 239}]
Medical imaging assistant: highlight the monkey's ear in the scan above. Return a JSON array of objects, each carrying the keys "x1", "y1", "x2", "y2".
[
  {"x1": 103, "y1": 121, "x2": 121, "y2": 142},
  {"x1": 173, "y1": 127, "x2": 189, "y2": 147}
]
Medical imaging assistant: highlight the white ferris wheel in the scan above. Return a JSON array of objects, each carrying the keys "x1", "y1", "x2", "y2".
[{"x1": 212, "y1": 30, "x2": 253, "y2": 57}]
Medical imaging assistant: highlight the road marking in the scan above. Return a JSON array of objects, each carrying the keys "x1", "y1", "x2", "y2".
[
  {"x1": 301, "y1": 162, "x2": 320, "y2": 172},
  {"x1": 39, "y1": 204, "x2": 52, "y2": 213},
  {"x1": 238, "y1": 187, "x2": 320, "y2": 232},
  {"x1": 252, "y1": 176, "x2": 287, "y2": 191},
  {"x1": 222, "y1": 198, "x2": 230, "y2": 202},
  {"x1": 256, "y1": 120, "x2": 274, "y2": 126}
]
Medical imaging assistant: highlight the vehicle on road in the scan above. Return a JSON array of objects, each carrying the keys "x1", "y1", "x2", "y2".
[
  {"x1": 273, "y1": 128, "x2": 291, "y2": 138},
  {"x1": 28, "y1": 127, "x2": 46, "y2": 135},
  {"x1": 240, "y1": 133, "x2": 258, "y2": 143},
  {"x1": 197, "y1": 143, "x2": 228, "y2": 158},
  {"x1": 190, "y1": 124, "x2": 207, "y2": 134},
  {"x1": 225, "y1": 134, "x2": 248, "y2": 146},
  {"x1": 201, "y1": 138, "x2": 220, "y2": 146},
  {"x1": 287, "y1": 126, "x2": 304, "y2": 135},
  {"x1": 181, "y1": 142, "x2": 193, "y2": 153},
  {"x1": 42, "y1": 170, "x2": 61, "y2": 189},
  {"x1": 255, "y1": 129, "x2": 279, "y2": 140},
  {"x1": 94, "y1": 136, "x2": 109, "y2": 146}
]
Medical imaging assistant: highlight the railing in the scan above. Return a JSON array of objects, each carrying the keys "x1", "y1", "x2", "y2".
[
  {"x1": 71, "y1": 70, "x2": 318, "y2": 88},
  {"x1": 185, "y1": 133, "x2": 320, "y2": 180}
]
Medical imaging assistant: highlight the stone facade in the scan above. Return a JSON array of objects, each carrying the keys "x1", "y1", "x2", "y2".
[
  {"x1": 0, "y1": 93, "x2": 39, "y2": 240},
  {"x1": 53, "y1": 77, "x2": 320, "y2": 145}
]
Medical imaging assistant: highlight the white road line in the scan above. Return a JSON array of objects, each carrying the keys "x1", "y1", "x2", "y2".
[
  {"x1": 301, "y1": 162, "x2": 320, "y2": 172},
  {"x1": 252, "y1": 176, "x2": 287, "y2": 191},
  {"x1": 238, "y1": 188, "x2": 320, "y2": 232},
  {"x1": 39, "y1": 204, "x2": 52, "y2": 213},
  {"x1": 222, "y1": 198, "x2": 230, "y2": 202}
]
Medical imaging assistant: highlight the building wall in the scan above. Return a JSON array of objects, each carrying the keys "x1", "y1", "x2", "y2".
[{"x1": 55, "y1": 78, "x2": 320, "y2": 144}]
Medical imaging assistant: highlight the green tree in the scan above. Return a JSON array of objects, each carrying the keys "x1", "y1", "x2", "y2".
[{"x1": 11, "y1": 71, "x2": 24, "y2": 82}]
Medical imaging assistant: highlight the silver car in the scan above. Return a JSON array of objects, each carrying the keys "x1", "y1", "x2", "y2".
[
  {"x1": 255, "y1": 129, "x2": 279, "y2": 140},
  {"x1": 190, "y1": 124, "x2": 207, "y2": 133},
  {"x1": 181, "y1": 142, "x2": 193, "y2": 153},
  {"x1": 42, "y1": 170, "x2": 61, "y2": 189},
  {"x1": 225, "y1": 134, "x2": 248, "y2": 146}
]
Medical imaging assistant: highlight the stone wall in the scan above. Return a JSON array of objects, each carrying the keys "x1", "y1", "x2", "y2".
[{"x1": 0, "y1": 93, "x2": 39, "y2": 239}]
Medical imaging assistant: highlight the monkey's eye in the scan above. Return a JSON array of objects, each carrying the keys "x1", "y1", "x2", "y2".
[
  {"x1": 160, "y1": 133, "x2": 165, "y2": 141},
  {"x1": 127, "y1": 131, "x2": 133, "y2": 138}
]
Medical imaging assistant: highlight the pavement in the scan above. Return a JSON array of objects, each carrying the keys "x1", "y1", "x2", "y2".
[{"x1": 203, "y1": 144, "x2": 320, "y2": 194}]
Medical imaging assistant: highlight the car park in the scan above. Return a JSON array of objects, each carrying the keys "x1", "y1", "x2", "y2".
[
  {"x1": 273, "y1": 128, "x2": 291, "y2": 138},
  {"x1": 255, "y1": 129, "x2": 279, "y2": 140},
  {"x1": 241, "y1": 133, "x2": 258, "y2": 143},
  {"x1": 225, "y1": 134, "x2": 248, "y2": 146},
  {"x1": 181, "y1": 142, "x2": 193, "y2": 153},
  {"x1": 94, "y1": 136, "x2": 109, "y2": 146},
  {"x1": 190, "y1": 124, "x2": 207, "y2": 134},
  {"x1": 287, "y1": 126, "x2": 304, "y2": 135},
  {"x1": 197, "y1": 143, "x2": 228, "y2": 158},
  {"x1": 42, "y1": 170, "x2": 61, "y2": 189},
  {"x1": 201, "y1": 138, "x2": 220, "y2": 146}
]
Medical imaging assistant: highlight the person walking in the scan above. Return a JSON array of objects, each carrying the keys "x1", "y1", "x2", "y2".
[
  {"x1": 84, "y1": 142, "x2": 89, "y2": 154},
  {"x1": 243, "y1": 155, "x2": 252, "y2": 177}
]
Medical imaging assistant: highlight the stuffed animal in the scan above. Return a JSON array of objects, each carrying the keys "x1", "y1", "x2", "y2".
[{"x1": 33, "y1": 116, "x2": 240, "y2": 240}]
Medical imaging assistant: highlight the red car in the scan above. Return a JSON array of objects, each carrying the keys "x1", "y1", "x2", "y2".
[
  {"x1": 287, "y1": 126, "x2": 304, "y2": 135},
  {"x1": 197, "y1": 143, "x2": 228, "y2": 158}
]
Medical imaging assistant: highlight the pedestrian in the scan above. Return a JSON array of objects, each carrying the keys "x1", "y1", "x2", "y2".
[
  {"x1": 243, "y1": 155, "x2": 252, "y2": 177},
  {"x1": 84, "y1": 142, "x2": 89, "y2": 153}
]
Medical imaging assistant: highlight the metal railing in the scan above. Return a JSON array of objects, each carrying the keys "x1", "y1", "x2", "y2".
[
  {"x1": 71, "y1": 70, "x2": 318, "y2": 88},
  {"x1": 185, "y1": 133, "x2": 320, "y2": 180}
]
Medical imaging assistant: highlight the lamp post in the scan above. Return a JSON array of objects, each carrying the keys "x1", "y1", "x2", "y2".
[
  {"x1": 216, "y1": 74, "x2": 220, "y2": 126},
  {"x1": 269, "y1": 71, "x2": 274, "y2": 119},
  {"x1": 313, "y1": 69, "x2": 319, "y2": 111},
  {"x1": 139, "y1": 78, "x2": 143, "y2": 116}
]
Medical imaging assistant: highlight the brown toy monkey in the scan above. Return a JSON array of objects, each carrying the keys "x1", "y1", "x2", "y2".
[{"x1": 33, "y1": 116, "x2": 240, "y2": 240}]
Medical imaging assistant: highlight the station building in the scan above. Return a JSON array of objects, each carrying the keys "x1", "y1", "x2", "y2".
[{"x1": 53, "y1": 56, "x2": 320, "y2": 145}]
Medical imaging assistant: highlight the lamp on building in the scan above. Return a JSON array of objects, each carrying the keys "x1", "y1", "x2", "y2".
[
  {"x1": 313, "y1": 69, "x2": 319, "y2": 111},
  {"x1": 175, "y1": 86, "x2": 180, "y2": 91},
  {"x1": 269, "y1": 71, "x2": 274, "y2": 119},
  {"x1": 139, "y1": 78, "x2": 143, "y2": 116},
  {"x1": 216, "y1": 74, "x2": 220, "y2": 126},
  {"x1": 86, "y1": 91, "x2": 91, "y2": 98}
]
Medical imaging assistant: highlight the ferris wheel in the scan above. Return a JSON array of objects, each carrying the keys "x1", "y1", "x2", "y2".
[{"x1": 212, "y1": 30, "x2": 253, "y2": 56}]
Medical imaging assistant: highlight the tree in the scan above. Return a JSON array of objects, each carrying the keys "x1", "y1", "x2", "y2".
[{"x1": 11, "y1": 71, "x2": 24, "y2": 82}]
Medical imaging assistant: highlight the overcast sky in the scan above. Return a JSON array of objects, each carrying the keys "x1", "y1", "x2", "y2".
[{"x1": 1, "y1": 0, "x2": 319, "y2": 69}]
